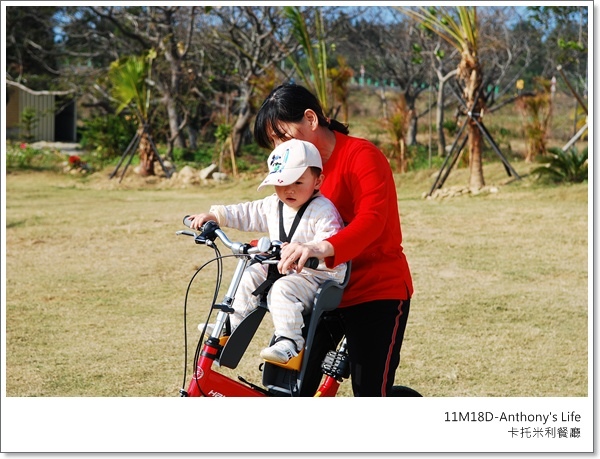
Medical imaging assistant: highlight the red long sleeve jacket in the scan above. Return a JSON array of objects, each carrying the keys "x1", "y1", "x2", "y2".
[{"x1": 321, "y1": 131, "x2": 414, "y2": 307}]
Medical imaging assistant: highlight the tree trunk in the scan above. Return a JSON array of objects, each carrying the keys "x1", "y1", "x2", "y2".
[
  {"x1": 231, "y1": 87, "x2": 252, "y2": 157},
  {"x1": 231, "y1": 108, "x2": 251, "y2": 157},
  {"x1": 400, "y1": 138, "x2": 408, "y2": 173},
  {"x1": 166, "y1": 96, "x2": 186, "y2": 149},
  {"x1": 460, "y1": 54, "x2": 485, "y2": 190},
  {"x1": 405, "y1": 91, "x2": 419, "y2": 146},
  {"x1": 406, "y1": 111, "x2": 418, "y2": 146},
  {"x1": 434, "y1": 68, "x2": 458, "y2": 157},
  {"x1": 138, "y1": 129, "x2": 156, "y2": 176},
  {"x1": 467, "y1": 121, "x2": 485, "y2": 189},
  {"x1": 186, "y1": 125, "x2": 198, "y2": 151}
]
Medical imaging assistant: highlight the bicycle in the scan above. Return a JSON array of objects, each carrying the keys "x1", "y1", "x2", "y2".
[{"x1": 176, "y1": 217, "x2": 421, "y2": 397}]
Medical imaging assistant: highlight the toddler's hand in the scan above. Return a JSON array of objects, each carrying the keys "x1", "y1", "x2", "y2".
[{"x1": 187, "y1": 212, "x2": 217, "y2": 230}]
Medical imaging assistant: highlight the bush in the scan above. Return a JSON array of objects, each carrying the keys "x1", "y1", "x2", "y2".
[
  {"x1": 170, "y1": 147, "x2": 194, "y2": 163},
  {"x1": 6, "y1": 141, "x2": 64, "y2": 170},
  {"x1": 407, "y1": 144, "x2": 446, "y2": 172},
  {"x1": 531, "y1": 146, "x2": 588, "y2": 184},
  {"x1": 79, "y1": 114, "x2": 137, "y2": 165},
  {"x1": 443, "y1": 120, "x2": 458, "y2": 137},
  {"x1": 19, "y1": 107, "x2": 39, "y2": 142},
  {"x1": 6, "y1": 142, "x2": 37, "y2": 168},
  {"x1": 239, "y1": 142, "x2": 269, "y2": 172}
]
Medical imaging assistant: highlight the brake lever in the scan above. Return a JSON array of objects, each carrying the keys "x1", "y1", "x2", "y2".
[{"x1": 176, "y1": 230, "x2": 197, "y2": 237}]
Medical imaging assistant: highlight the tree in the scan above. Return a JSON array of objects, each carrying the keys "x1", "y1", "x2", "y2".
[
  {"x1": 398, "y1": 6, "x2": 487, "y2": 190},
  {"x1": 283, "y1": 6, "x2": 354, "y2": 121},
  {"x1": 527, "y1": 5, "x2": 588, "y2": 77},
  {"x1": 496, "y1": 16, "x2": 544, "y2": 88},
  {"x1": 210, "y1": 6, "x2": 298, "y2": 157},
  {"x1": 328, "y1": 56, "x2": 354, "y2": 123},
  {"x1": 515, "y1": 77, "x2": 553, "y2": 162},
  {"x1": 5, "y1": 7, "x2": 60, "y2": 88},
  {"x1": 283, "y1": 6, "x2": 331, "y2": 114},
  {"x1": 385, "y1": 93, "x2": 410, "y2": 172},
  {"x1": 429, "y1": 48, "x2": 459, "y2": 157},
  {"x1": 88, "y1": 6, "x2": 201, "y2": 152},
  {"x1": 341, "y1": 9, "x2": 430, "y2": 146},
  {"x1": 527, "y1": 6, "x2": 588, "y2": 140},
  {"x1": 107, "y1": 52, "x2": 157, "y2": 176}
]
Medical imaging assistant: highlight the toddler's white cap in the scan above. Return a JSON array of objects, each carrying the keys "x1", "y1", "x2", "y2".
[{"x1": 257, "y1": 139, "x2": 322, "y2": 191}]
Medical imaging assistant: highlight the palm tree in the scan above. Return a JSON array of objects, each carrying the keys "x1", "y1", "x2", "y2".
[
  {"x1": 283, "y1": 6, "x2": 331, "y2": 115},
  {"x1": 107, "y1": 51, "x2": 157, "y2": 176},
  {"x1": 397, "y1": 6, "x2": 486, "y2": 189}
]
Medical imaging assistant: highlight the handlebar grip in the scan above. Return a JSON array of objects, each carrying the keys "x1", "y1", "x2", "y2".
[
  {"x1": 305, "y1": 257, "x2": 319, "y2": 270},
  {"x1": 183, "y1": 215, "x2": 194, "y2": 228}
]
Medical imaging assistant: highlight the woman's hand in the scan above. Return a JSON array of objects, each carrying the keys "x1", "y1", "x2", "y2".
[
  {"x1": 278, "y1": 240, "x2": 334, "y2": 274},
  {"x1": 187, "y1": 212, "x2": 218, "y2": 230}
]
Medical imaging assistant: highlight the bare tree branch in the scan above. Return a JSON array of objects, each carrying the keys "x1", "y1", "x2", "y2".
[{"x1": 6, "y1": 80, "x2": 76, "y2": 96}]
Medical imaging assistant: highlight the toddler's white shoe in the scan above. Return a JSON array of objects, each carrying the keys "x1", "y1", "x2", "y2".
[{"x1": 260, "y1": 339, "x2": 298, "y2": 363}]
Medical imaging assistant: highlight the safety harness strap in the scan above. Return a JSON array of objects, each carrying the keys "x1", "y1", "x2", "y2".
[{"x1": 252, "y1": 197, "x2": 316, "y2": 297}]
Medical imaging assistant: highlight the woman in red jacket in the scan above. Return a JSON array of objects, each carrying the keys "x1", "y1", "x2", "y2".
[{"x1": 254, "y1": 84, "x2": 414, "y2": 396}]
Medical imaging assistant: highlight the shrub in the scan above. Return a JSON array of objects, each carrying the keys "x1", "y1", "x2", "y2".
[
  {"x1": 531, "y1": 146, "x2": 588, "y2": 184},
  {"x1": 194, "y1": 143, "x2": 216, "y2": 166},
  {"x1": 236, "y1": 143, "x2": 270, "y2": 173},
  {"x1": 406, "y1": 144, "x2": 446, "y2": 172},
  {"x1": 442, "y1": 119, "x2": 458, "y2": 137},
  {"x1": 515, "y1": 77, "x2": 553, "y2": 162},
  {"x1": 19, "y1": 107, "x2": 39, "y2": 142},
  {"x1": 170, "y1": 147, "x2": 194, "y2": 163},
  {"x1": 6, "y1": 142, "x2": 37, "y2": 168},
  {"x1": 79, "y1": 114, "x2": 137, "y2": 165},
  {"x1": 6, "y1": 141, "x2": 64, "y2": 170}
]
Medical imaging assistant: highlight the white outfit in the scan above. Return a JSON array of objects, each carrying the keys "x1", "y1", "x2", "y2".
[{"x1": 209, "y1": 193, "x2": 346, "y2": 351}]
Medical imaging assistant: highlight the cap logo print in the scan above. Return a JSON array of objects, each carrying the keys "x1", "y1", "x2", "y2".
[{"x1": 269, "y1": 148, "x2": 290, "y2": 175}]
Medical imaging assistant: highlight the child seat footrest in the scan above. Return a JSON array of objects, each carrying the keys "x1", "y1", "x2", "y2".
[{"x1": 263, "y1": 349, "x2": 304, "y2": 371}]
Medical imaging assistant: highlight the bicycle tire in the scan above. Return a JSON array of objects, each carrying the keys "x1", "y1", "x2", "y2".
[{"x1": 390, "y1": 385, "x2": 422, "y2": 397}]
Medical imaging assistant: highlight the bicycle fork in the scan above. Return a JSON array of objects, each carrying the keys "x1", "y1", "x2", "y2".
[{"x1": 183, "y1": 337, "x2": 267, "y2": 397}]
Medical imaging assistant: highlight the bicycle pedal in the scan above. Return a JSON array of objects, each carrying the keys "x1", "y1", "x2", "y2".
[{"x1": 321, "y1": 350, "x2": 350, "y2": 380}]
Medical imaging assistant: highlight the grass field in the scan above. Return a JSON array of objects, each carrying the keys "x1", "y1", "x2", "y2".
[{"x1": 4, "y1": 156, "x2": 589, "y2": 398}]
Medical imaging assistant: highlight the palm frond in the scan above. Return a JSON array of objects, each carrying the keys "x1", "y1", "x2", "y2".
[
  {"x1": 397, "y1": 6, "x2": 478, "y2": 53},
  {"x1": 397, "y1": 7, "x2": 462, "y2": 50},
  {"x1": 107, "y1": 54, "x2": 151, "y2": 122},
  {"x1": 532, "y1": 147, "x2": 588, "y2": 183},
  {"x1": 283, "y1": 6, "x2": 330, "y2": 113}
]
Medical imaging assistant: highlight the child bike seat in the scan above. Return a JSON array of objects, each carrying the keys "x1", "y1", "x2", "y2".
[{"x1": 262, "y1": 262, "x2": 351, "y2": 396}]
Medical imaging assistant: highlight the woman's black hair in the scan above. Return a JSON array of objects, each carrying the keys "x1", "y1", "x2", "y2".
[{"x1": 253, "y1": 83, "x2": 349, "y2": 149}]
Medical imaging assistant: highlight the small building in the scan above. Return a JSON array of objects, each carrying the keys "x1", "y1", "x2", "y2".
[{"x1": 6, "y1": 84, "x2": 77, "y2": 142}]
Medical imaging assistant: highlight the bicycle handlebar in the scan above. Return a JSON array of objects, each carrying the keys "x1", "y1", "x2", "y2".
[{"x1": 180, "y1": 215, "x2": 319, "y2": 269}]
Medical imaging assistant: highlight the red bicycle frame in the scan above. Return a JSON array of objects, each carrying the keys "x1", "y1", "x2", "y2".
[
  {"x1": 184, "y1": 335, "x2": 344, "y2": 397},
  {"x1": 186, "y1": 338, "x2": 266, "y2": 397}
]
